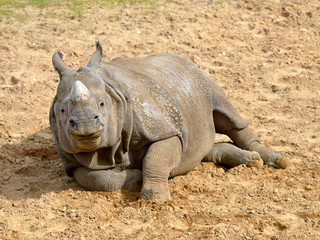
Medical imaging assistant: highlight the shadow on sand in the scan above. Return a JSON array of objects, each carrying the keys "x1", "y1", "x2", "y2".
[{"x1": 0, "y1": 128, "x2": 140, "y2": 203}]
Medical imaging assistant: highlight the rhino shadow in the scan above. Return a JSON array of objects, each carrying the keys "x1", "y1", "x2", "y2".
[{"x1": 0, "y1": 128, "x2": 138, "y2": 202}]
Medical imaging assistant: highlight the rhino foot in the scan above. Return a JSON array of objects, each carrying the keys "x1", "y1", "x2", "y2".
[
  {"x1": 250, "y1": 142, "x2": 289, "y2": 169},
  {"x1": 204, "y1": 142, "x2": 263, "y2": 168},
  {"x1": 226, "y1": 128, "x2": 289, "y2": 169},
  {"x1": 276, "y1": 155, "x2": 290, "y2": 169},
  {"x1": 247, "y1": 152, "x2": 264, "y2": 169},
  {"x1": 140, "y1": 188, "x2": 171, "y2": 201}
]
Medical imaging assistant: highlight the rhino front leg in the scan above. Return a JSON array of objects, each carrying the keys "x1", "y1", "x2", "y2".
[
  {"x1": 226, "y1": 127, "x2": 289, "y2": 169},
  {"x1": 203, "y1": 142, "x2": 263, "y2": 168},
  {"x1": 73, "y1": 167, "x2": 142, "y2": 192},
  {"x1": 140, "y1": 136, "x2": 182, "y2": 201}
]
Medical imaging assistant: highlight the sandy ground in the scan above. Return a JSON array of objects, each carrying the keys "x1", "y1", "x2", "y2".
[{"x1": 0, "y1": 0, "x2": 319, "y2": 239}]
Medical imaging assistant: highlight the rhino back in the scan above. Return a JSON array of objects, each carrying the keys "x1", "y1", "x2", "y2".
[{"x1": 100, "y1": 53, "x2": 216, "y2": 174}]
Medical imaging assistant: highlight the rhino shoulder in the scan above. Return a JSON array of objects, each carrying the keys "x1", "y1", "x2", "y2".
[{"x1": 99, "y1": 61, "x2": 186, "y2": 151}]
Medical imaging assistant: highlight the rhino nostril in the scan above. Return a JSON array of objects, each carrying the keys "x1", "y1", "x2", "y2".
[
  {"x1": 94, "y1": 116, "x2": 101, "y2": 125},
  {"x1": 69, "y1": 120, "x2": 77, "y2": 128}
]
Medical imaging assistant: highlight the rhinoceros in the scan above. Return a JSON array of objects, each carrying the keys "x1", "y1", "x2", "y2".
[{"x1": 50, "y1": 42, "x2": 288, "y2": 200}]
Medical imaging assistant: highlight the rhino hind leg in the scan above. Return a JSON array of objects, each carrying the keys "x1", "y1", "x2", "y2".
[
  {"x1": 73, "y1": 167, "x2": 142, "y2": 192},
  {"x1": 208, "y1": 77, "x2": 288, "y2": 169},
  {"x1": 203, "y1": 142, "x2": 263, "y2": 168},
  {"x1": 226, "y1": 127, "x2": 289, "y2": 169}
]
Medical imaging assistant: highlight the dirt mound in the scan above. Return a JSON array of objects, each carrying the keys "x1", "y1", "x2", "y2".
[{"x1": 0, "y1": 0, "x2": 319, "y2": 239}]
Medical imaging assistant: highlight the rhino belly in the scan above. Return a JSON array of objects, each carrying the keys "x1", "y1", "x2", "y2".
[{"x1": 170, "y1": 122, "x2": 216, "y2": 177}]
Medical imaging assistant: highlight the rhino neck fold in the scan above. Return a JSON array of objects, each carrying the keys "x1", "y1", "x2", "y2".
[
  {"x1": 73, "y1": 138, "x2": 130, "y2": 170},
  {"x1": 104, "y1": 78, "x2": 133, "y2": 153}
]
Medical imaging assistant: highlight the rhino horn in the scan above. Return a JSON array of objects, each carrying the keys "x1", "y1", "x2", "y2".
[
  {"x1": 87, "y1": 41, "x2": 103, "y2": 69},
  {"x1": 52, "y1": 51, "x2": 68, "y2": 77},
  {"x1": 70, "y1": 81, "x2": 90, "y2": 102}
]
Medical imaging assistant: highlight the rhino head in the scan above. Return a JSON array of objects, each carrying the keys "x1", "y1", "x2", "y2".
[{"x1": 50, "y1": 42, "x2": 129, "y2": 155}]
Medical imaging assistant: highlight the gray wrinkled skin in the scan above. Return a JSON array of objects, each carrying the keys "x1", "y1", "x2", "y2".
[{"x1": 50, "y1": 42, "x2": 288, "y2": 201}]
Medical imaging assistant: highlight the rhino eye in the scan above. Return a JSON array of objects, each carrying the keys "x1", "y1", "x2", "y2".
[
  {"x1": 100, "y1": 101, "x2": 104, "y2": 107},
  {"x1": 61, "y1": 109, "x2": 65, "y2": 113}
]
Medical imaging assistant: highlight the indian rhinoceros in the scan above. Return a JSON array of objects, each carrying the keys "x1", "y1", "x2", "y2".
[{"x1": 50, "y1": 42, "x2": 288, "y2": 201}]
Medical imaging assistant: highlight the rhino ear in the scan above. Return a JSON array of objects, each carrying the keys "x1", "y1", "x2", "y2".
[
  {"x1": 87, "y1": 41, "x2": 102, "y2": 69},
  {"x1": 52, "y1": 51, "x2": 68, "y2": 77}
]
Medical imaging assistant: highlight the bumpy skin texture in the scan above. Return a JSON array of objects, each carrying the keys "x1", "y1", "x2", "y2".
[{"x1": 50, "y1": 42, "x2": 288, "y2": 201}]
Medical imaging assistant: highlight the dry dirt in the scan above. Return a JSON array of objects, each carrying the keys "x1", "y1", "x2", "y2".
[{"x1": 0, "y1": 0, "x2": 320, "y2": 239}]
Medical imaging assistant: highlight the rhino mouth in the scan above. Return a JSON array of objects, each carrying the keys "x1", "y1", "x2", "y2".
[
  {"x1": 70, "y1": 130, "x2": 103, "y2": 140},
  {"x1": 70, "y1": 130, "x2": 103, "y2": 150}
]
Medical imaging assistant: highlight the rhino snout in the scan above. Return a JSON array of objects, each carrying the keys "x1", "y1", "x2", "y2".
[{"x1": 68, "y1": 115, "x2": 104, "y2": 139}]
